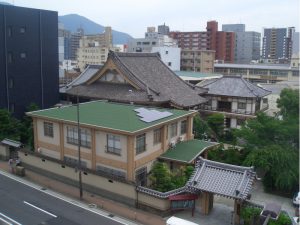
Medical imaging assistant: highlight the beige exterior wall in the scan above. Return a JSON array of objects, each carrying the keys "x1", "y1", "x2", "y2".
[
  {"x1": 37, "y1": 119, "x2": 60, "y2": 146},
  {"x1": 181, "y1": 50, "x2": 215, "y2": 73},
  {"x1": 95, "y1": 131, "x2": 127, "y2": 162},
  {"x1": 18, "y1": 151, "x2": 170, "y2": 211},
  {"x1": 32, "y1": 114, "x2": 195, "y2": 183}
]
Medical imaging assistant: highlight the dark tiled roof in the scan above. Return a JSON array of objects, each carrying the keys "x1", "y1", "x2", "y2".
[
  {"x1": 137, "y1": 157, "x2": 255, "y2": 200},
  {"x1": 197, "y1": 75, "x2": 271, "y2": 98},
  {"x1": 67, "y1": 51, "x2": 207, "y2": 108},
  {"x1": 187, "y1": 157, "x2": 255, "y2": 199}
]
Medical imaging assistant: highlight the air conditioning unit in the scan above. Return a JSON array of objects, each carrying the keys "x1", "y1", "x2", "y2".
[{"x1": 170, "y1": 140, "x2": 176, "y2": 148}]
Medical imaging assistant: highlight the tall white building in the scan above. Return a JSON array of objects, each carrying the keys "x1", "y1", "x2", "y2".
[
  {"x1": 58, "y1": 23, "x2": 65, "y2": 77},
  {"x1": 128, "y1": 26, "x2": 180, "y2": 70}
]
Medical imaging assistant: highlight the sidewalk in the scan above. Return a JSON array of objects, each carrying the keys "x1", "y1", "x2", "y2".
[{"x1": 0, "y1": 161, "x2": 166, "y2": 225}]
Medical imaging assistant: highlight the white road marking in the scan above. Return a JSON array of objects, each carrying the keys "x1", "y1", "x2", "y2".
[
  {"x1": 0, "y1": 212, "x2": 22, "y2": 225},
  {"x1": 0, "y1": 216, "x2": 13, "y2": 225},
  {"x1": 23, "y1": 201, "x2": 57, "y2": 218},
  {"x1": 0, "y1": 170, "x2": 133, "y2": 225}
]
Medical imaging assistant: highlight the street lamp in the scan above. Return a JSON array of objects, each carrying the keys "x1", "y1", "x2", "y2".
[
  {"x1": 76, "y1": 93, "x2": 83, "y2": 199},
  {"x1": 67, "y1": 84, "x2": 83, "y2": 199}
]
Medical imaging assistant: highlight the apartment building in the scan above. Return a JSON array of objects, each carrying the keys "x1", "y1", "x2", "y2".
[
  {"x1": 0, "y1": 4, "x2": 59, "y2": 118},
  {"x1": 262, "y1": 27, "x2": 295, "y2": 62},
  {"x1": 180, "y1": 49, "x2": 215, "y2": 73},
  {"x1": 169, "y1": 21, "x2": 235, "y2": 63},
  {"x1": 77, "y1": 27, "x2": 113, "y2": 71},
  {"x1": 197, "y1": 76, "x2": 271, "y2": 129},
  {"x1": 27, "y1": 101, "x2": 196, "y2": 184},
  {"x1": 222, "y1": 24, "x2": 261, "y2": 64}
]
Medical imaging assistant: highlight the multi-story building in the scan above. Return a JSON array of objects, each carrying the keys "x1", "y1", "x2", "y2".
[
  {"x1": 151, "y1": 46, "x2": 180, "y2": 71},
  {"x1": 77, "y1": 27, "x2": 113, "y2": 71},
  {"x1": 292, "y1": 32, "x2": 299, "y2": 55},
  {"x1": 27, "y1": 101, "x2": 196, "y2": 183},
  {"x1": 222, "y1": 24, "x2": 261, "y2": 64},
  {"x1": 198, "y1": 76, "x2": 271, "y2": 129},
  {"x1": 158, "y1": 24, "x2": 170, "y2": 35},
  {"x1": 0, "y1": 4, "x2": 59, "y2": 118},
  {"x1": 214, "y1": 63, "x2": 299, "y2": 83},
  {"x1": 58, "y1": 22, "x2": 65, "y2": 77},
  {"x1": 69, "y1": 27, "x2": 84, "y2": 60},
  {"x1": 169, "y1": 21, "x2": 235, "y2": 63},
  {"x1": 127, "y1": 27, "x2": 180, "y2": 71},
  {"x1": 180, "y1": 49, "x2": 215, "y2": 73},
  {"x1": 262, "y1": 27, "x2": 295, "y2": 62}
]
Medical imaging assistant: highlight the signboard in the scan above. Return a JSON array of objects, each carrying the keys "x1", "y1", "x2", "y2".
[{"x1": 169, "y1": 194, "x2": 198, "y2": 216}]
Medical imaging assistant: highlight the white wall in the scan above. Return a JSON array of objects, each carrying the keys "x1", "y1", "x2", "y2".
[{"x1": 151, "y1": 46, "x2": 180, "y2": 71}]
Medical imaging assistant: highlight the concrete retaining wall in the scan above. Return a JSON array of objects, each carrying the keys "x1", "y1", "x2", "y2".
[{"x1": 18, "y1": 151, "x2": 171, "y2": 212}]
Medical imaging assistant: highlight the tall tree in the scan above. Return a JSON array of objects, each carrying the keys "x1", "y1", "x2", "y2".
[
  {"x1": 0, "y1": 109, "x2": 21, "y2": 141},
  {"x1": 20, "y1": 103, "x2": 39, "y2": 150},
  {"x1": 234, "y1": 88, "x2": 299, "y2": 192}
]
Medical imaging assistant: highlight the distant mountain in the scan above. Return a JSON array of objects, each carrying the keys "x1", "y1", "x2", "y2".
[
  {"x1": 59, "y1": 14, "x2": 133, "y2": 45},
  {"x1": 0, "y1": 1, "x2": 13, "y2": 5}
]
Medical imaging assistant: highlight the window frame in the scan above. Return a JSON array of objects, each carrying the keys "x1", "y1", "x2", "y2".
[
  {"x1": 180, "y1": 120, "x2": 187, "y2": 135},
  {"x1": 169, "y1": 122, "x2": 178, "y2": 138},
  {"x1": 136, "y1": 133, "x2": 146, "y2": 155},
  {"x1": 106, "y1": 134, "x2": 121, "y2": 155},
  {"x1": 153, "y1": 128, "x2": 162, "y2": 145},
  {"x1": 66, "y1": 126, "x2": 91, "y2": 148},
  {"x1": 44, "y1": 122, "x2": 54, "y2": 138},
  {"x1": 238, "y1": 102, "x2": 247, "y2": 109}
]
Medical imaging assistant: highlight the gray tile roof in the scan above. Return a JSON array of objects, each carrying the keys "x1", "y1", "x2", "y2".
[
  {"x1": 66, "y1": 51, "x2": 207, "y2": 108},
  {"x1": 70, "y1": 64, "x2": 103, "y2": 86},
  {"x1": 137, "y1": 157, "x2": 255, "y2": 200},
  {"x1": 187, "y1": 157, "x2": 255, "y2": 200},
  {"x1": 197, "y1": 75, "x2": 271, "y2": 98}
]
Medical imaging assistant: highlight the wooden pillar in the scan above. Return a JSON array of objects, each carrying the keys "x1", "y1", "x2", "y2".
[
  {"x1": 234, "y1": 200, "x2": 241, "y2": 225},
  {"x1": 201, "y1": 192, "x2": 214, "y2": 215},
  {"x1": 187, "y1": 115, "x2": 194, "y2": 140},
  {"x1": 59, "y1": 123, "x2": 65, "y2": 160},
  {"x1": 127, "y1": 135, "x2": 135, "y2": 181},
  {"x1": 161, "y1": 125, "x2": 168, "y2": 152},
  {"x1": 33, "y1": 118, "x2": 38, "y2": 151},
  {"x1": 91, "y1": 129, "x2": 96, "y2": 170},
  {"x1": 203, "y1": 150, "x2": 208, "y2": 159}
]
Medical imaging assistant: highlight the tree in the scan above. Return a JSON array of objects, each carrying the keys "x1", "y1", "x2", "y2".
[
  {"x1": 20, "y1": 103, "x2": 39, "y2": 150},
  {"x1": 207, "y1": 113, "x2": 224, "y2": 141},
  {"x1": 0, "y1": 109, "x2": 21, "y2": 141},
  {"x1": 276, "y1": 88, "x2": 299, "y2": 120},
  {"x1": 149, "y1": 162, "x2": 175, "y2": 192},
  {"x1": 149, "y1": 162, "x2": 194, "y2": 192},
  {"x1": 193, "y1": 114, "x2": 211, "y2": 139},
  {"x1": 233, "y1": 89, "x2": 299, "y2": 193}
]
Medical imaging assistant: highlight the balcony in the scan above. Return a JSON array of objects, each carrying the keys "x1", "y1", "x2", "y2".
[{"x1": 199, "y1": 105, "x2": 255, "y2": 116}]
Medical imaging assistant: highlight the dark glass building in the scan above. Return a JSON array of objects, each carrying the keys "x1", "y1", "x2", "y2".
[{"x1": 0, "y1": 4, "x2": 59, "y2": 118}]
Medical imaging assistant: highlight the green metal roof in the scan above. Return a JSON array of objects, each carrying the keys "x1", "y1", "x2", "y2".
[
  {"x1": 159, "y1": 139, "x2": 218, "y2": 163},
  {"x1": 27, "y1": 101, "x2": 195, "y2": 133}
]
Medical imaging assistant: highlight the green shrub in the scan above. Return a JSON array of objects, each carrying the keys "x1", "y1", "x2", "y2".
[
  {"x1": 268, "y1": 212, "x2": 292, "y2": 225},
  {"x1": 240, "y1": 206, "x2": 261, "y2": 225}
]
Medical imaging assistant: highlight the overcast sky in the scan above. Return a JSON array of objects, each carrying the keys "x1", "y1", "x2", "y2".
[{"x1": 4, "y1": 0, "x2": 300, "y2": 38}]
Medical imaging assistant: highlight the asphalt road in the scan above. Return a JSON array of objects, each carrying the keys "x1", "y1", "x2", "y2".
[{"x1": 0, "y1": 173, "x2": 127, "y2": 225}]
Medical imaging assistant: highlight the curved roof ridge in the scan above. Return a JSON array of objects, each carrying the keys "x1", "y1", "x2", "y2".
[{"x1": 110, "y1": 51, "x2": 161, "y2": 95}]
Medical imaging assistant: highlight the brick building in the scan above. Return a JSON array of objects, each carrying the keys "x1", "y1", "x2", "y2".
[{"x1": 169, "y1": 21, "x2": 235, "y2": 63}]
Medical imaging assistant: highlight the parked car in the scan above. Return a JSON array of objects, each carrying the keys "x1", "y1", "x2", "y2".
[{"x1": 293, "y1": 192, "x2": 300, "y2": 207}]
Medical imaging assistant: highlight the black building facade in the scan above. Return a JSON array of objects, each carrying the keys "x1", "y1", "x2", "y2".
[{"x1": 0, "y1": 5, "x2": 59, "y2": 118}]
